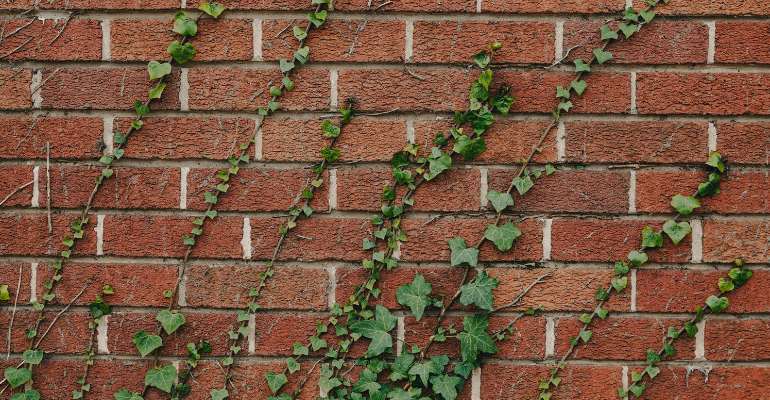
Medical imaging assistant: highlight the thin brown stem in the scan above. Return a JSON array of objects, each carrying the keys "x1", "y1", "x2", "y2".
[
  {"x1": 5, "y1": 264, "x2": 23, "y2": 359},
  {"x1": 0, "y1": 180, "x2": 32, "y2": 206}
]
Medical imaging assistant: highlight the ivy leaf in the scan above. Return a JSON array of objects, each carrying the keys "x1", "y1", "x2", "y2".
[
  {"x1": 641, "y1": 226, "x2": 663, "y2": 248},
  {"x1": 728, "y1": 267, "x2": 753, "y2": 287},
  {"x1": 487, "y1": 190, "x2": 514, "y2": 213},
  {"x1": 113, "y1": 389, "x2": 143, "y2": 400},
  {"x1": 705, "y1": 295, "x2": 729, "y2": 313},
  {"x1": 430, "y1": 374, "x2": 462, "y2": 400},
  {"x1": 697, "y1": 173, "x2": 721, "y2": 197},
  {"x1": 640, "y1": 9, "x2": 656, "y2": 23},
  {"x1": 484, "y1": 222, "x2": 521, "y2": 252},
  {"x1": 22, "y1": 349, "x2": 44, "y2": 365},
  {"x1": 706, "y1": 151, "x2": 726, "y2": 173},
  {"x1": 628, "y1": 250, "x2": 648, "y2": 267},
  {"x1": 570, "y1": 79, "x2": 587, "y2": 96},
  {"x1": 349, "y1": 305, "x2": 397, "y2": 357},
  {"x1": 618, "y1": 22, "x2": 638, "y2": 38},
  {"x1": 473, "y1": 51, "x2": 491, "y2": 68},
  {"x1": 265, "y1": 372, "x2": 288, "y2": 394},
  {"x1": 593, "y1": 48, "x2": 613, "y2": 64},
  {"x1": 198, "y1": 2, "x2": 226, "y2": 18},
  {"x1": 459, "y1": 271, "x2": 499, "y2": 311},
  {"x1": 148, "y1": 83, "x2": 166, "y2": 100},
  {"x1": 448, "y1": 237, "x2": 479, "y2": 267},
  {"x1": 10, "y1": 390, "x2": 41, "y2": 400},
  {"x1": 512, "y1": 175, "x2": 534, "y2": 195},
  {"x1": 600, "y1": 25, "x2": 619, "y2": 40},
  {"x1": 279, "y1": 59, "x2": 295, "y2": 73},
  {"x1": 167, "y1": 41, "x2": 196, "y2": 64},
  {"x1": 424, "y1": 148, "x2": 452, "y2": 181},
  {"x1": 321, "y1": 120, "x2": 340, "y2": 138},
  {"x1": 453, "y1": 134, "x2": 486, "y2": 161},
  {"x1": 684, "y1": 321, "x2": 698, "y2": 337},
  {"x1": 4, "y1": 367, "x2": 32, "y2": 388},
  {"x1": 458, "y1": 314, "x2": 497, "y2": 362},
  {"x1": 662, "y1": 220, "x2": 691, "y2": 245},
  {"x1": 156, "y1": 310, "x2": 186, "y2": 335},
  {"x1": 396, "y1": 274, "x2": 432, "y2": 320},
  {"x1": 144, "y1": 364, "x2": 177, "y2": 393},
  {"x1": 574, "y1": 59, "x2": 591, "y2": 72},
  {"x1": 294, "y1": 46, "x2": 310, "y2": 64},
  {"x1": 147, "y1": 61, "x2": 172, "y2": 80},
  {"x1": 670, "y1": 194, "x2": 700, "y2": 215},
  {"x1": 611, "y1": 276, "x2": 628, "y2": 292},
  {"x1": 307, "y1": 10, "x2": 327, "y2": 27},
  {"x1": 132, "y1": 330, "x2": 163, "y2": 357},
  {"x1": 293, "y1": 26, "x2": 307, "y2": 40},
  {"x1": 0, "y1": 284, "x2": 9, "y2": 301},
  {"x1": 173, "y1": 12, "x2": 198, "y2": 37},
  {"x1": 210, "y1": 388, "x2": 229, "y2": 400},
  {"x1": 556, "y1": 86, "x2": 571, "y2": 99}
]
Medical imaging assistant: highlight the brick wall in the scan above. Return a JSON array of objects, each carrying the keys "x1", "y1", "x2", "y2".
[{"x1": 1, "y1": 1, "x2": 769, "y2": 399}]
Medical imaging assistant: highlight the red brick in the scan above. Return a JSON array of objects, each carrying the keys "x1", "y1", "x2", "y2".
[
  {"x1": 401, "y1": 218, "x2": 543, "y2": 262},
  {"x1": 489, "y1": 267, "x2": 630, "y2": 312},
  {"x1": 102, "y1": 215, "x2": 243, "y2": 259},
  {"x1": 413, "y1": 21, "x2": 554, "y2": 64},
  {"x1": 185, "y1": 264, "x2": 330, "y2": 310},
  {"x1": 717, "y1": 122, "x2": 770, "y2": 165},
  {"x1": 261, "y1": 117, "x2": 406, "y2": 162},
  {"x1": 186, "y1": 0, "x2": 314, "y2": 10},
  {"x1": 637, "y1": 73, "x2": 770, "y2": 115},
  {"x1": 0, "y1": 19, "x2": 101, "y2": 61},
  {"x1": 484, "y1": 0, "x2": 623, "y2": 13},
  {"x1": 415, "y1": 119, "x2": 558, "y2": 164},
  {"x1": 250, "y1": 217, "x2": 369, "y2": 262},
  {"x1": 187, "y1": 168, "x2": 328, "y2": 212},
  {"x1": 0, "y1": 117, "x2": 103, "y2": 160},
  {"x1": 335, "y1": 167, "x2": 480, "y2": 212},
  {"x1": 488, "y1": 169, "x2": 630, "y2": 213},
  {"x1": 551, "y1": 219, "x2": 692, "y2": 263},
  {"x1": 706, "y1": 319, "x2": 770, "y2": 361},
  {"x1": 118, "y1": 116, "x2": 255, "y2": 160},
  {"x1": 639, "y1": 366, "x2": 770, "y2": 399},
  {"x1": 339, "y1": 69, "x2": 630, "y2": 113},
  {"x1": 263, "y1": 19, "x2": 404, "y2": 63},
  {"x1": 111, "y1": 18, "x2": 252, "y2": 61},
  {"x1": 404, "y1": 315, "x2": 545, "y2": 360},
  {"x1": 40, "y1": 68, "x2": 181, "y2": 110},
  {"x1": 45, "y1": 166, "x2": 180, "y2": 209},
  {"x1": 636, "y1": 269, "x2": 770, "y2": 314},
  {"x1": 335, "y1": 0, "x2": 475, "y2": 12},
  {"x1": 0, "y1": 310, "x2": 91, "y2": 354},
  {"x1": 250, "y1": 313, "x2": 323, "y2": 356},
  {"x1": 0, "y1": 165, "x2": 34, "y2": 207},
  {"x1": 0, "y1": 68, "x2": 31, "y2": 109},
  {"x1": 38, "y1": 262, "x2": 177, "y2": 307},
  {"x1": 31, "y1": 359, "x2": 157, "y2": 400},
  {"x1": 555, "y1": 316, "x2": 694, "y2": 360},
  {"x1": 0, "y1": 213, "x2": 97, "y2": 256},
  {"x1": 564, "y1": 20, "x2": 708, "y2": 64},
  {"x1": 634, "y1": 0, "x2": 770, "y2": 16},
  {"x1": 108, "y1": 311, "x2": 234, "y2": 356},
  {"x1": 480, "y1": 363, "x2": 621, "y2": 400},
  {"x1": 703, "y1": 219, "x2": 770, "y2": 263},
  {"x1": 187, "y1": 360, "x2": 319, "y2": 400},
  {"x1": 0, "y1": 263, "x2": 31, "y2": 304},
  {"x1": 636, "y1": 170, "x2": 770, "y2": 214},
  {"x1": 35, "y1": 0, "x2": 179, "y2": 8},
  {"x1": 565, "y1": 121, "x2": 708, "y2": 164},
  {"x1": 187, "y1": 68, "x2": 329, "y2": 111},
  {"x1": 716, "y1": 21, "x2": 770, "y2": 64}
]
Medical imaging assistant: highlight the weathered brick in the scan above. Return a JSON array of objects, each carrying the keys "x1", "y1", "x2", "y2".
[
  {"x1": 0, "y1": 310, "x2": 91, "y2": 354},
  {"x1": 263, "y1": 19, "x2": 404, "y2": 63},
  {"x1": 703, "y1": 219, "x2": 770, "y2": 263},
  {"x1": 565, "y1": 121, "x2": 708, "y2": 164},
  {"x1": 637, "y1": 73, "x2": 770, "y2": 115},
  {"x1": 551, "y1": 219, "x2": 692, "y2": 263},
  {"x1": 716, "y1": 122, "x2": 770, "y2": 165},
  {"x1": 634, "y1": 0, "x2": 770, "y2": 16},
  {"x1": 0, "y1": 19, "x2": 101, "y2": 61},
  {"x1": 0, "y1": 165, "x2": 34, "y2": 207},
  {"x1": 187, "y1": 67, "x2": 329, "y2": 111},
  {"x1": 716, "y1": 21, "x2": 770, "y2": 64},
  {"x1": 36, "y1": 0, "x2": 179, "y2": 9},
  {"x1": 484, "y1": 0, "x2": 624, "y2": 13},
  {"x1": 111, "y1": 18, "x2": 253, "y2": 61},
  {"x1": 250, "y1": 217, "x2": 369, "y2": 262},
  {"x1": 0, "y1": 263, "x2": 32, "y2": 304},
  {"x1": 187, "y1": 360, "x2": 320, "y2": 400},
  {"x1": 639, "y1": 366, "x2": 770, "y2": 399},
  {"x1": 0, "y1": 68, "x2": 31, "y2": 109},
  {"x1": 480, "y1": 363, "x2": 622, "y2": 400},
  {"x1": 413, "y1": 21, "x2": 554, "y2": 64},
  {"x1": 0, "y1": 213, "x2": 97, "y2": 256},
  {"x1": 0, "y1": 117, "x2": 103, "y2": 159},
  {"x1": 40, "y1": 68, "x2": 181, "y2": 110},
  {"x1": 488, "y1": 169, "x2": 630, "y2": 213},
  {"x1": 706, "y1": 319, "x2": 770, "y2": 361}
]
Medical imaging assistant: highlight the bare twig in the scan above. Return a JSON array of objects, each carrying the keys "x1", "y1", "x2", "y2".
[
  {"x1": 33, "y1": 281, "x2": 91, "y2": 348},
  {"x1": 45, "y1": 142, "x2": 51, "y2": 233},
  {"x1": 0, "y1": 180, "x2": 33, "y2": 206},
  {"x1": 5, "y1": 264, "x2": 23, "y2": 359},
  {"x1": 404, "y1": 68, "x2": 426, "y2": 81},
  {"x1": 49, "y1": 12, "x2": 78, "y2": 45},
  {"x1": 30, "y1": 67, "x2": 61, "y2": 97},
  {"x1": 491, "y1": 272, "x2": 551, "y2": 313}
]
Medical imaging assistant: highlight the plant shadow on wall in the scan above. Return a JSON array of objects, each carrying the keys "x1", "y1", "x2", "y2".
[{"x1": 0, "y1": 0, "x2": 760, "y2": 399}]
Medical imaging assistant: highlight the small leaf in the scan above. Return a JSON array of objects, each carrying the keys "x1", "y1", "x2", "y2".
[
  {"x1": 167, "y1": 41, "x2": 196, "y2": 64},
  {"x1": 307, "y1": 10, "x2": 328, "y2": 27},
  {"x1": 265, "y1": 372, "x2": 288, "y2": 394},
  {"x1": 156, "y1": 310, "x2": 186, "y2": 335},
  {"x1": 663, "y1": 220, "x2": 691, "y2": 245},
  {"x1": 147, "y1": 61, "x2": 172, "y2": 80},
  {"x1": 593, "y1": 48, "x2": 613, "y2": 64},
  {"x1": 448, "y1": 237, "x2": 479, "y2": 267},
  {"x1": 396, "y1": 274, "x2": 432, "y2": 320},
  {"x1": 600, "y1": 25, "x2": 619, "y2": 40},
  {"x1": 293, "y1": 26, "x2": 307, "y2": 40},
  {"x1": 279, "y1": 59, "x2": 295, "y2": 73},
  {"x1": 148, "y1": 82, "x2": 166, "y2": 99},
  {"x1": 640, "y1": 9, "x2": 656, "y2": 23},
  {"x1": 294, "y1": 46, "x2": 310, "y2": 64},
  {"x1": 144, "y1": 364, "x2": 177, "y2": 393},
  {"x1": 487, "y1": 190, "x2": 514, "y2": 213},
  {"x1": 671, "y1": 194, "x2": 700, "y2": 215},
  {"x1": 574, "y1": 59, "x2": 591, "y2": 72},
  {"x1": 321, "y1": 119, "x2": 341, "y2": 138},
  {"x1": 706, "y1": 151, "x2": 726, "y2": 173},
  {"x1": 4, "y1": 367, "x2": 32, "y2": 388},
  {"x1": 484, "y1": 222, "x2": 522, "y2": 252},
  {"x1": 512, "y1": 175, "x2": 534, "y2": 195},
  {"x1": 210, "y1": 388, "x2": 229, "y2": 400},
  {"x1": 618, "y1": 22, "x2": 638, "y2": 38},
  {"x1": 0, "y1": 284, "x2": 9, "y2": 301},
  {"x1": 459, "y1": 271, "x2": 499, "y2": 311},
  {"x1": 198, "y1": 2, "x2": 226, "y2": 18},
  {"x1": 173, "y1": 11, "x2": 198, "y2": 37},
  {"x1": 641, "y1": 226, "x2": 663, "y2": 248},
  {"x1": 628, "y1": 250, "x2": 648, "y2": 267},
  {"x1": 11, "y1": 390, "x2": 41, "y2": 400},
  {"x1": 132, "y1": 330, "x2": 163, "y2": 357},
  {"x1": 570, "y1": 79, "x2": 587, "y2": 95},
  {"x1": 705, "y1": 295, "x2": 729, "y2": 313},
  {"x1": 579, "y1": 329, "x2": 593, "y2": 343}
]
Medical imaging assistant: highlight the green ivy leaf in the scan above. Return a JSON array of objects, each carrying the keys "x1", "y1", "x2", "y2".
[
  {"x1": 618, "y1": 22, "x2": 638, "y2": 38},
  {"x1": 156, "y1": 310, "x2": 186, "y2": 335},
  {"x1": 294, "y1": 46, "x2": 310, "y2": 64},
  {"x1": 430, "y1": 374, "x2": 462, "y2": 400},
  {"x1": 579, "y1": 329, "x2": 593, "y2": 343},
  {"x1": 728, "y1": 267, "x2": 753, "y2": 287},
  {"x1": 424, "y1": 148, "x2": 452, "y2": 181},
  {"x1": 705, "y1": 295, "x2": 729, "y2": 313},
  {"x1": 265, "y1": 372, "x2": 288, "y2": 394},
  {"x1": 484, "y1": 222, "x2": 521, "y2": 252},
  {"x1": 574, "y1": 59, "x2": 591, "y2": 72},
  {"x1": 628, "y1": 250, "x2": 648, "y2": 267},
  {"x1": 210, "y1": 388, "x2": 229, "y2": 400},
  {"x1": 349, "y1": 305, "x2": 397, "y2": 357},
  {"x1": 611, "y1": 276, "x2": 628, "y2": 292},
  {"x1": 147, "y1": 61, "x2": 172, "y2": 80},
  {"x1": 22, "y1": 349, "x2": 44, "y2": 365},
  {"x1": 279, "y1": 59, "x2": 295, "y2": 73},
  {"x1": 173, "y1": 11, "x2": 198, "y2": 37},
  {"x1": 697, "y1": 172, "x2": 722, "y2": 197},
  {"x1": 396, "y1": 274, "x2": 432, "y2": 320},
  {"x1": 459, "y1": 271, "x2": 499, "y2": 311},
  {"x1": 512, "y1": 175, "x2": 534, "y2": 195},
  {"x1": 307, "y1": 10, "x2": 327, "y2": 27},
  {"x1": 593, "y1": 48, "x2": 613, "y2": 64},
  {"x1": 487, "y1": 190, "x2": 514, "y2": 213},
  {"x1": 706, "y1": 151, "x2": 726, "y2": 173},
  {"x1": 718, "y1": 277, "x2": 735, "y2": 293},
  {"x1": 556, "y1": 86, "x2": 571, "y2": 99},
  {"x1": 10, "y1": 390, "x2": 41, "y2": 400},
  {"x1": 458, "y1": 314, "x2": 497, "y2": 362},
  {"x1": 148, "y1": 82, "x2": 166, "y2": 100},
  {"x1": 670, "y1": 194, "x2": 700, "y2": 215},
  {"x1": 198, "y1": 2, "x2": 226, "y2": 18},
  {"x1": 453, "y1": 134, "x2": 486, "y2": 161},
  {"x1": 448, "y1": 237, "x2": 479, "y2": 267},
  {"x1": 144, "y1": 364, "x2": 177, "y2": 393},
  {"x1": 570, "y1": 79, "x2": 587, "y2": 96},
  {"x1": 167, "y1": 41, "x2": 196, "y2": 64},
  {"x1": 600, "y1": 25, "x2": 619, "y2": 40},
  {"x1": 132, "y1": 330, "x2": 163, "y2": 357},
  {"x1": 4, "y1": 367, "x2": 32, "y2": 388},
  {"x1": 640, "y1": 9, "x2": 656, "y2": 23},
  {"x1": 321, "y1": 120, "x2": 340, "y2": 138},
  {"x1": 641, "y1": 226, "x2": 663, "y2": 248},
  {"x1": 0, "y1": 284, "x2": 10, "y2": 301},
  {"x1": 293, "y1": 26, "x2": 307, "y2": 40},
  {"x1": 684, "y1": 321, "x2": 698, "y2": 337},
  {"x1": 473, "y1": 52, "x2": 491, "y2": 68},
  {"x1": 662, "y1": 220, "x2": 691, "y2": 245}
]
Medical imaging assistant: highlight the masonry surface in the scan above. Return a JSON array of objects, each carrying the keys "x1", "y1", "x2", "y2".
[{"x1": 1, "y1": 0, "x2": 770, "y2": 399}]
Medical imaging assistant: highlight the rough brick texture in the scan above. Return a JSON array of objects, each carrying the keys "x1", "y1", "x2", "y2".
[{"x1": 0, "y1": 1, "x2": 768, "y2": 399}]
